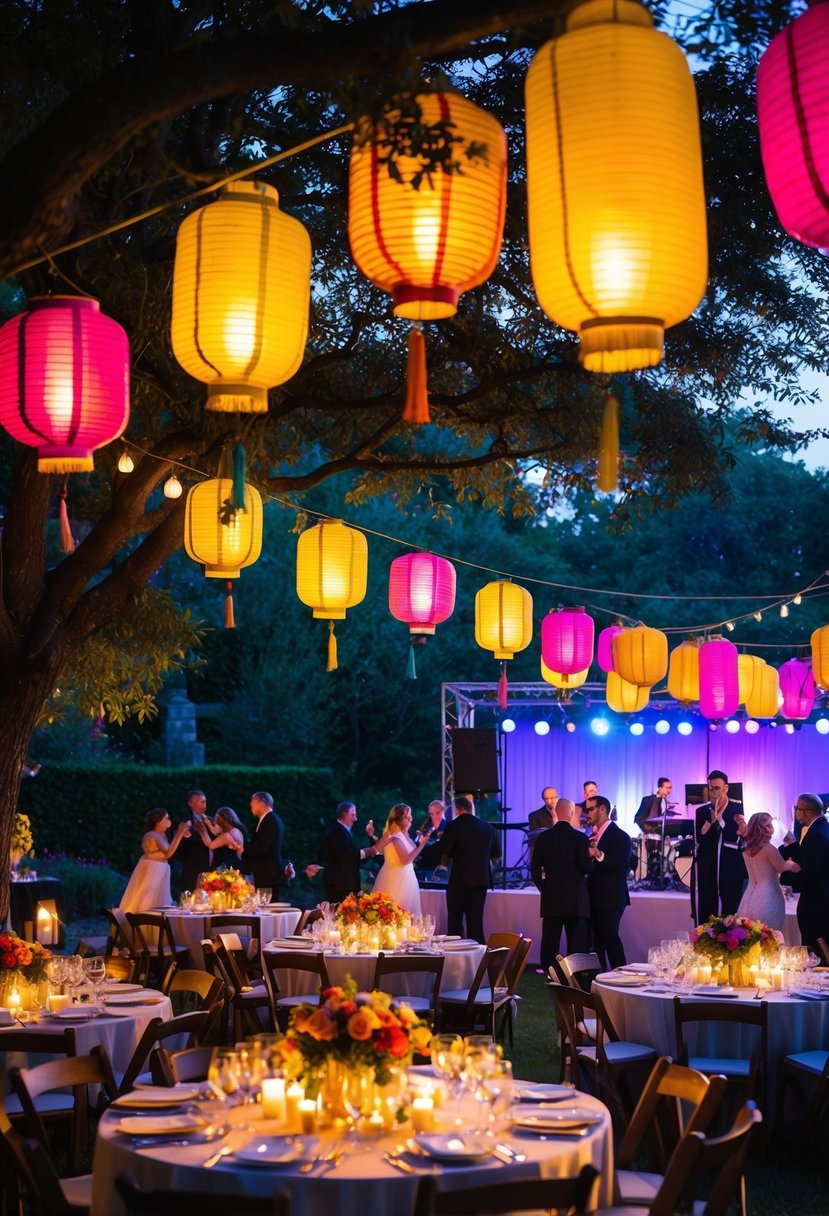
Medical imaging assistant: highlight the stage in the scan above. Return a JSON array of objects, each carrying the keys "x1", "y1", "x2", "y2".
[{"x1": 421, "y1": 886, "x2": 801, "y2": 965}]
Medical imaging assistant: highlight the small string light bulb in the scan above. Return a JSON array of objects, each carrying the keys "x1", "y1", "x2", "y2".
[
  {"x1": 793, "y1": 593, "x2": 802, "y2": 606},
  {"x1": 780, "y1": 603, "x2": 789, "y2": 618},
  {"x1": 163, "y1": 474, "x2": 183, "y2": 499},
  {"x1": 753, "y1": 611, "x2": 763, "y2": 622},
  {"x1": 117, "y1": 451, "x2": 134, "y2": 474},
  {"x1": 725, "y1": 620, "x2": 735, "y2": 632}
]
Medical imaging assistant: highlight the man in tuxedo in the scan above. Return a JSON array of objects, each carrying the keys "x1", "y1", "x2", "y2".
[
  {"x1": 634, "y1": 778, "x2": 674, "y2": 834},
  {"x1": 415, "y1": 800, "x2": 447, "y2": 874},
  {"x1": 527, "y1": 787, "x2": 557, "y2": 859},
  {"x1": 241, "y1": 791, "x2": 294, "y2": 890},
  {"x1": 576, "y1": 780, "x2": 598, "y2": 828},
  {"x1": 780, "y1": 792, "x2": 829, "y2": 956},
  {"x1": 315, "y1": 802, "x2": 379, "y2": 903},
  {"x1": 531, "y1": 797, "x2": 592, "y2": 972},
  {"x1": 434, "y1": 795, "x2": 501, "y2": 942},
  {"x1": 693, "y1": 770, "x2": 746, "y2": 923},
  {"x1": 178, "y1": 789, "x2": 211, "y2": 892},
  {"x1": 586, "y1": 795, "x2": 631, "y2": 969}
]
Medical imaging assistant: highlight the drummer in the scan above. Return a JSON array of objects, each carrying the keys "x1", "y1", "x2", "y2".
[{"x1": 633, "y1": 778, "x2": 676, "y2": 834}]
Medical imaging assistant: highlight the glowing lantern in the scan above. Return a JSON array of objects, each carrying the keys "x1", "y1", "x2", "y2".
[
  {"x1": 525, "y1": 0, "x2": 707, "y2": 372},
  {"x1": 757, "y1": 5, "x2": 829, "y2": 250},
  {"x1": 388, "y1": 552, "x2": 456, "y2": 635},
  {"x1": 597, "y1": 624, "x2": 624, "y2": 673},
  {"x1": 349, "y1": 91, "x2": 507, "y2": 422},
  {"x1": 541, "y1": 659, "x2": 588, "y2": 689},
  {"x1": 779, "y1": 658, "x2": 816, "y2": 720},
  {"x1": 698, "y1": 638, "x2": 739, "y2": 719},
  {"x1": 0, "y1": 296, "x2": 129, "y2": 472},
  {"x1": 184, "y1": 478, "x2": 263, "y2": 577},
  {"x1": 541, "y1": 606, "x2": 594, "y2": 675},
  {"x1": 737, "y1": 653, "x2": 766, "y2": 706},
  {"x1": 745, "y1": 664, "x2": 780, "y2": 719},
  {"x1": 811, "y1": 625, "x2": 829, "y2": 691},
  {"x1": 667, "y1": 641, "x2": 699, "y2": 704},
  {"x1": 606, "y1": 670, "x2": 650, "y2": 713},
  {"x1": 296, "y1": 520, "x2": 368, "y2": 671},
  {"x1": 612, "y1": 626, "x2": 667, "y2": 687},
  {"x1": 172, "y1": 181, "x2": 311, "y2": 412},
  {"x1": 475, "y1": 581, "x2": 532, "y2": 708}
]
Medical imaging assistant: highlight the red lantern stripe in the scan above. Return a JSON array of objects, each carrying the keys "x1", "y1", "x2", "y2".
[{"x1": 369, "y1": 138, "x2": 408, "y2": 286}]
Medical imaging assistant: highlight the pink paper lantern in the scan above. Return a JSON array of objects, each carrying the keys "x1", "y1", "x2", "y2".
[
  {"x1": 541, "y1": 606, "x2": 594, "y2": 675},
  {"x1": 388, "y1": 552, "x2": 456, "y2": 635},
  {"x1": 698, "y1": 638, "x2": 739, "y2": 719},
  {"x1": 779, "y1": 657, "x2": 816, "y2": 720},
  {"x1": 597, "y1": 625, "x2": 623, "y2": 673},
  {"x1": 0, "y1": 296, "x2": 129, "y2": 473},
  {"x1": 757, "y1": 6, "x2": 829, "y2": 249}
]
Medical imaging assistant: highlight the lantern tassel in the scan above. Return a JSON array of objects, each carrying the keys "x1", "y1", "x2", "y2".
[
  {"x1": 231, "y1": 442, "x2": 247, "y2": 512},
  {"x1": 497, "y1": 662, "x2": 508, "y2": 709},
  {"x1": 597, "y1": 393, "x2": 619, "y2": 492},
  {"x1": 327, "y1": 620, "x2": 338, "y2": 672},
  {"x1": 403, "y1": 324, "x2": 431, "y2": 424},
  {"x1": 58, "y1": 485, "x2": 75, "y2": 554},
  {"x1": 406, "y1": 641, "x2": 417, "y2": 681},
  {"x1": 224, "y1": 581, "x2": 236, "y2": 629}
]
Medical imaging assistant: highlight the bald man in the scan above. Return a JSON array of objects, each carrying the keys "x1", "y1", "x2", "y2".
[{"x1": 531, "y1": 798, "x2": 592, "y2": 973}]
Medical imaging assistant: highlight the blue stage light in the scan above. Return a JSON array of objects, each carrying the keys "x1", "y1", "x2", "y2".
[
  {"x1": 501, "y1": 718, "x2": 516, "y2": 733},
  {"x1": 590, "y1": 717, "x2": 610, "y2": 737}
]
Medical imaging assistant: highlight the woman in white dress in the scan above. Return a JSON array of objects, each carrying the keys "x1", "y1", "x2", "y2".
[
  {"x1": 118, "y1": 809, "x2": 190, "y2": 913},
  {"x1": 736, "y1": 812, "x2": 800, "y2": 931},
  {"x1": 371, "y1": 803, "x2": 434, "y2": 916}
]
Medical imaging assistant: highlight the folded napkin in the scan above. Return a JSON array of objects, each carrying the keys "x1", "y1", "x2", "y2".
[{"x1": 793, "y1": 989, "x2": 829, "y2": 1001}]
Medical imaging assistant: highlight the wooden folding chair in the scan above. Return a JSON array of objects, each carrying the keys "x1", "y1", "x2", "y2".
[
  {"x1": 126, "y1": 912, "x2": 189, "y2": 988},
  {"x1": 260, "y1": 948, "x2": 332, "y2": 1030},
  {"x1": 117, "y1": 1009, "x2": 210, "y2": 1094},
  {"x1": 414, "y1": 1163, "x2": 598, "y2": 1216},
  {"x1": 372, "y1": 951, "x2": 445, "y2": 1026},
  {"x1": 437, "y1": 946, "x2": 510, "y2": 1037},
  {"x1": 115, "y1": 1172, "x2": 289, "y2": 1215}
]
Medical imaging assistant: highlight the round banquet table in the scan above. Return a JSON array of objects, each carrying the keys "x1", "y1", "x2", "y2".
[
  {"x1": 161, "y1": 909, "x2": 302, "y2": 968},
  {"x1": 594, "y1": 970, "x2": 829, "y2": 1131},
  {"x1": 262, "y1": 943, "x2": 486, "y2": 998},
  {"x1": 92, "y1": 1077, "x2": 613, "y2": 1216}
]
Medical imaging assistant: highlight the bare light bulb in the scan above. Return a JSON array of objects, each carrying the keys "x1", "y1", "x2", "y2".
[
  {"x1": 780, "y1": 603, "x2": 789, "y2": 618},
  {"x1": 163, "y1": 474, "x2": 183, "y2": 499},
  {"x1": 793, "y1": 593, "x2": 802, "y2": 606},
  {"x1": 117, "y1": 451, "x2": 134, "y2": 474},
  {"x1": 753, "y1": 611, "x2": 763, "y2": 622},
  {"x1": 725, "y1": 621, "x2": 735, "y2": 632}
]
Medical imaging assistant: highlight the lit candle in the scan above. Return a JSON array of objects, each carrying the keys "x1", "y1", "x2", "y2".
[
  {"x1": 771, "y1": 966, "x2": 784, "y2": 990},
  {"x1": 698, "y1": 963, "x2": 712, "y2": 986},
  {"x1": 37, "y1": 905, "x2": 53, "y2": 944},
  {"x1": 285, "y1": 1081, "x2": 304, "y2": 1130},
  {"x1": 366, "y1": 1110, "x2": 385, "y2": 1136},
  {"x1": 48, "y1": 993, "x2": 69, "y2": 1013},
  {"x1": 8, "y1": 989, "x2": 21, "y2": 1012},
  {"x1": 369, "y1": 933, "x2": 380, "y2": 953},
  {"x1": 299, "y1": 1099, "x2": 316, "y2": 1134},
  {"x1": 411, "y1": 1096, "x2": 434, "y2": 1133},
  {"x1": 261, "y1": 1077, "x2": 286, "y2": 1121}
]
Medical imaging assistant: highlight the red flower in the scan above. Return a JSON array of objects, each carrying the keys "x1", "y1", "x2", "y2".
[{"x1": 376, "y1": 1025, "x2": 409, "y2": 1058}]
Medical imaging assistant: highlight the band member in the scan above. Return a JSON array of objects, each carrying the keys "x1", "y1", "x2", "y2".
[
  {"x1": 576, "y1": 780, "x2": 598, "y2": 828},
  {"x1": 528, "y1": 787, "x2": 557, "y2": 857},
  {"x1": 634, "y1": 778, "x2": 676, "y2": 834},
  {"x1": 693, "y1": 770, "x2": 746, "y2": 923}
]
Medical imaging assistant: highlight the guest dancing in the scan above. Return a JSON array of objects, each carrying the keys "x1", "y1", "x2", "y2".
[
  {"x1": 585, "y1": 794, "x2": 631, "y2": 970},
  {"x1": 370, "y1": 803, "x2": 433, "y2": 916},
  {"x1": 118, "y1": 809, "x2": 190, "y2": 912},
  {"x1": 735, "y1": 812, "x2": 799, "y2": 931},
  {"x1": 780, "y1": 792, "x2": 829, "y2": 956},
  {"x1": 241, "y1": 791, "x2": 295, "y2": 890},
  {"x1": 196, "y1": 806, "x2": 247, "y2": 869}
]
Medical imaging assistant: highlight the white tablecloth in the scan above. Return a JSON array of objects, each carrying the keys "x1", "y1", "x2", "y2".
[
  {"x1": 594, "y1": 975, "x2": 829, "y2": 1129},
  {"x1": 261, "y1": 946, "x2": 486, "y2": 999},
  {"x1": 162, "y1": 909, "x2": 301, "y2": 968},
  {"x1": 92, "y1": 1080, "x2": 613, "y2": 1216}
]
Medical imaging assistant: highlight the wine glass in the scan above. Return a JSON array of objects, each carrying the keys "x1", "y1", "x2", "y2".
[
  {"x1": 480, "y1": 1057, "x2": 513, "y2": 1135},
  {"x1": 207, "y1": 1048, "x2": 241, "y2": 1104},
  {"x1": 83, "y1": 956, "x2": 107, "y2": 1006},
  {"x1": 430, "y1": 1034, "x2": 465, "y2": 1102},
  {"x1": 235, "y1": 1043, "x2": 263, "y2": 1105}
]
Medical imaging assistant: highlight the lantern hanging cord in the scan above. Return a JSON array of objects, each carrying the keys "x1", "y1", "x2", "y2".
[{"x1": 10, "y1": 122, "x2": 354, "y2": 277}]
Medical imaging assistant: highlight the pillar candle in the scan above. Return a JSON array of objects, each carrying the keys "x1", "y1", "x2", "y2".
[
  {"x1": 698, "y1": 963, "x2": 712, "y2": 985},
  {"x1": 299, "y1": 1099, "x2": 316, "y2": 1134},
  {"x1": 771, "y1": 966, "x2": 784, "y2": 990},
  {"x1": 8, "y1": 989, "x2": 21, "y2": 1012},
  {"x1": 261, "y1": 1077, "x2": 286, "y2": 1121},
  {"x1": 411, "y1": 1096, "x2": 434, "y2": 1132},
  {"x1": 285, "y1": 1082, "x2": 304, "y2": 1130},
  {"x1": 48, "y1": 993, "x2": 69, "y2": 1012}
]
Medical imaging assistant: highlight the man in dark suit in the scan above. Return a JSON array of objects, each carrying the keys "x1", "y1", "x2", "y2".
[
  {"x1": 693, "y1": 769, "x2": 746, "y2": 923},
  {"x1": 177, "y1": 789, "x2": 211, "y2": 892},
  {"x1": 634, "y1": 778, "x2": 675, "y2": 834},
  {"x1": 586, "y1": 795, "x2": 631, "y2": 970},
  {"x1": 575, "y1": 780, "x2": 598, "y2": 829},
  {"x1": 415, "y1": 800, "x2": 447, "y2": 874},
  {"x1": 316, "y1": 802, "x2": 379, "y2": 903},
  {"x1": 241, "y1": 791, "x2": 294, "y2": 890},
  {"x1": 434, "y1": 795, "x2": 502, "y2": 942},
  {"x1": 780, "y1": 792, "x2": 829, "y2": 956},
  {"x1": 531, "y1": 797, "x2": 592, "y2": 972},
  {"x1": 527, "y1": 787, "x2": 557, "y2": 859}
]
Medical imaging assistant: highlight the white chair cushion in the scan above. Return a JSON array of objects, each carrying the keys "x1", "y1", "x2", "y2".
[
  {"x1": 784, "y1": 1050, "x2": 829, "y2": 1075},
  {"x1": 687, "y1": 1056, "x2": 751, "y2": 1077},
  {"x1": 579, "y1": 1042, "x2": 656, "y2": 1065},
  {"x1": 60, "y1": 1173, "x2": 93, "y2": 1208},
  {"x1": 616, "y1": 1168, "x2": 663, "y2": 1205},
  {"x1": 276, "y1": 994, "x2": 321, "y2": 1008},
  {"x1": 439, "y1": 987, "x2": 493, "y2": 1005},
  {"x1": 5, "y1": 1092, "x2": 74, "y2": 1118},
  {"x1": 389, "y1": 994, "x2": 431, "y2": 1012}
]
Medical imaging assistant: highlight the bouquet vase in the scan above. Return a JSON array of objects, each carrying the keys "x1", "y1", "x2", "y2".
[{"x1": 315, "y1": 1057, "x2": 375, "y2": 1128}]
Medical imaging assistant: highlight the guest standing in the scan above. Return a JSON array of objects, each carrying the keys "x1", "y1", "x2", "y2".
[
  {"x1": 633, "y1": 778, "x2": 674, "y2": 834},
  {"x1": 780, "y1": 793, "x2": 829, "y2": 955},
  {"x1": 434, "y1": 795, "x2": 501, "y2": 942},
  {"x1": 313, "y1": 802, "x2": 379, "y2": 904},
  {"x1": 528, "y1": 786, "x2": 557, "y2": 859},
  {"x1": 693, "y1": 769, "x2": 746, "y2": 923},
  {"x1": 372, "y1": 803, "x2": 434, "y2": 916},
  {"x1": 177, "y1": 789, "x2": 212, "y2": 892},
  {"x1": 735, "y1": 812, "x2": 799, "y2": 931},
  {"x1": 119, "y1": 810, "x2": 190, "y2": 913},
  {"x1": 196, "y1": 806, "x2": 247, "y2": 870},
  {"x1": 531, "y1": 797, "x2": 592, "y2": 971},
  {"x1": 586, "y1": 795, "x2": 631, "y2": 970},
  {"x1": 241, "y1": 791, "x2": 294, "y2": 890},
  {"x1": 415, "y1": 800, "x2": 447, "y2": 873}
]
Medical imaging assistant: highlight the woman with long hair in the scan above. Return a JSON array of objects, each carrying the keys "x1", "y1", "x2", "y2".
[
  {"x1": 735, "y1": 812, "x2": 800, "y2": 930},
  {"x1": 118, "y1": 809, "x2": 190, "y2": 912},
  {"x1": 371, "y1": 802, "x2": 434, "y2": 916},
  {"x1": 196, "y1": 806, "x2": 247, "y2": 869}
]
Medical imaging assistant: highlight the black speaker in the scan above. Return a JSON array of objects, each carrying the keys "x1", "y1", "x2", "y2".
[{"x1": 451, "y1": 728, "x2": 500, "y2": 793}]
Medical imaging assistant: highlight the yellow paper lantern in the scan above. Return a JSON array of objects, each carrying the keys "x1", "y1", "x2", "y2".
[
  {"x1": 541, "y1": 659, "x2": 589, "y2": 689},
  {"x1": 475, "y1": 582, "x2": 533, "y2": 660},
  {"x1": 296, "y1": 520, "x2": 368, "y2": 620},
  {"x1": 612, "y1": 625, "x2": 668, "y2": 687},
  {"x1": 525, "y1": 0, "x2": 707, "y2": 372},
  {"x1": 183, "y1": 478, "x2": 263, "y2": 578},
  {"x1": 606, "y1": 670, "x2": 650, "y2": 713},
  {"x1": 667, "y1": 641, "x2": 699, "y2": 704},
  {"x1": 745, "y1": 663, "x2": 780, "y2": 719},
  {"x1": 811, "y1": 625, "x2": 829, "y2": 691},
  {"x1": 737, "y1": 653, "x2": 766, "y2": 706},
  {"x1": 172, "y1": 181, "x2": 311, "y2": 412}
]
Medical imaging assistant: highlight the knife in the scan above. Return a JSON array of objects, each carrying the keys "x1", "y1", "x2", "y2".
[
  {"x1": 204, "y1": 1145, "x2": 234, "y2": 1168},
  {"x1": 385, "y1": 1152, "x2": 414, "y2": 1174}
]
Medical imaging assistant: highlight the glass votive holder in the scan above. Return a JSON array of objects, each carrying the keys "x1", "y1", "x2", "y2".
[
  {"x1": 299, "y1": 1099, "x2": 317, "y2": 1134},
  {"x1": 261, "y1": 1076, "x2": 286, "y2": 1121}
]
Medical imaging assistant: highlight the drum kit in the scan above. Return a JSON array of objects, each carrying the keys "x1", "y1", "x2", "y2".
[{"x1": 632, "y1": 812, "x2": 696, "y2": 891}]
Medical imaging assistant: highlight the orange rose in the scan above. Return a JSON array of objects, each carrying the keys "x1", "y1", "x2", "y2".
[
  {"x1": 376, "y1": 1025, "x2": 409, "y2": 1058},
  {"x1": 306, "y1": 1009, "x2": 339, "y2": 1041},
  {"x1": 347, "y1": 1008, "x2": 381, "y2": 1041}
]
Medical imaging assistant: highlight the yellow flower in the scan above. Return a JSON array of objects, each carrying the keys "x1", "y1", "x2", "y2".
[{"x1": 411, "y1": 1025, "x2": 433, "y2": 1053}]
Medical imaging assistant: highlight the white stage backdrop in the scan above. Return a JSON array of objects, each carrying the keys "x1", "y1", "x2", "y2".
[{"x1": 497, "y1": 719, "x2": 828, "y2": 871}]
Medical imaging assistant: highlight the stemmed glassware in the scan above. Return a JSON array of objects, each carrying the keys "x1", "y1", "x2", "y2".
[
  {"x1": 478, "y1": 1057, "x2": 513, "y2": 1134},
  {"x1": 207, "y1": 1048, "x2": 241, "y2": 1104},
  {"x1": 430, "y1": 1033, "x2": 465, "y2": 1105},
  {"x1": 83, "y1": 956, "x2": 107, "y2": 1007}
]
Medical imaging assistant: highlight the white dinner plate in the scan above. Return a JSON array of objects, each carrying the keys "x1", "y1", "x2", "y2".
[
  {"x1": 52, "y1": 1007, "x2": 101, "y2": 1021},
  {"x1": 101, "y1": 981, "x2": 143, "y2": 993},
  {"x1": 442, "y1": 941, "x2": 479, "y2": 951},
  {"x1": 691, "y1": 986, "x2": 739, "y2": 999},
  {"x1": 263, "y1": 903, "x2": 294, "y2": 911},
  {"x1": 116, "y1": 1114, "x2": 206, "y2": 1136},
  {"x1": 414, "y1": 1134, "x2": 491, "y2": 1162},
  {"x1": 597, "y1": 973, "x2": 649, "y2": 987},
  {"x1": 618, "y1": 965, "x2": 656, "y2": 976},
  {"x1": 509, "y1": 1104, "x2": 603, "y2": 1132},
  {"x1": 105, "y1": 992, "x2": 166, "y2": 1006},
  {"x1": 792, "y1": 989, "x2": 829, "y2": 1001},
  {"x1": 269, "y1": 939, "x2": 312, "y2": 950},
  {"x1": 112, "y1": 1087, "x2": 200, "y2": 1109},
  {"x1": 515, "y1": 1083, "x2": 575, "y2": 1103},
  {"x1": 234, "y1": 1135, "x2": 318, "y2": 1166},
  {"x1": 433, "y1": 935, "x2": 461, "y2": 942}
]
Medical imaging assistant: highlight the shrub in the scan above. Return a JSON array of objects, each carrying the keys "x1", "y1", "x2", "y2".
[{"x1": 37, "y1": 851, "x2": 126, "y2": 920}]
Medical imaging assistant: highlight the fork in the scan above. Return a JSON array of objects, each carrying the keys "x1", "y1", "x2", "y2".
[
  {"x1": 316, "y1": 1149, "x2": 345, "y2": 1175},
  {"x1": 300, "y1": 1146, "x2": 341, "y2": 1174}
]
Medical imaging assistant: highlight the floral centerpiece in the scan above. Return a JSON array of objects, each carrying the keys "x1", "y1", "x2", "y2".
[
  {"x1": 198, "y1": 866, "x2": 254, "y2": 909},
  {"x1": 0, "y1": 931, "x2": 53, "y2": 1008},
  {"x1": 335, "y1": 890, "x2": 409, "y2": 950},
  {"x1": 690, "y1": 914, "x2": 782, "y2": 986},
  {"x1": 10, "y1": 812, "x2": 33, "y2": 873}
]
